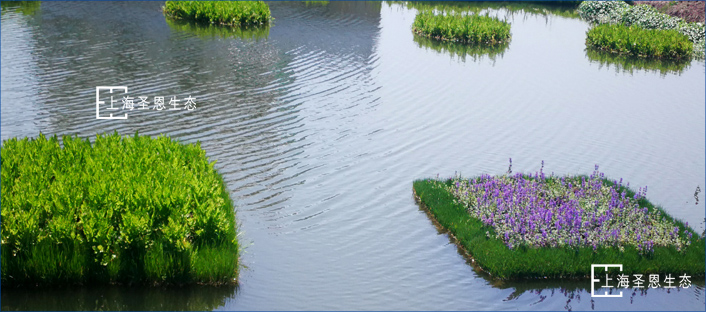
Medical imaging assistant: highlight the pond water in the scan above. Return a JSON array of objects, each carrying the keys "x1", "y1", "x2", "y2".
[{"x1": 2, "y1": 1, "x2": 705, "y2": 310}]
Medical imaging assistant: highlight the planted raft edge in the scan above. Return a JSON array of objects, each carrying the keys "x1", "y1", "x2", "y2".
[{"x1": 412, "y1": 178, "x2": 705, "y2": 280}]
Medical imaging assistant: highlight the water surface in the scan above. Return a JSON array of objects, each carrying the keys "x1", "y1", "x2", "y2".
[{"x1": 2, "y1": 1, "x2": 705, "y2": 310}]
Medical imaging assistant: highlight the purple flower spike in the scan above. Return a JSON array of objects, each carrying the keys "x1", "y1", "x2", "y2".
[{"x1": 444, "y1": 163, "x2": 685, "y2": 254}]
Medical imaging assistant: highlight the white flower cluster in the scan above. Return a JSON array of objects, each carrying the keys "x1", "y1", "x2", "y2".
[
  {"x1": 578, "y1": 1, "x2": 705, "y2": 58},
  {"x1": 577, "y1": 1, "x2": 629, "y2": 24}
]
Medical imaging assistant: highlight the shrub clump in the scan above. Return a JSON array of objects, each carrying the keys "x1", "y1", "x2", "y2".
[
  {"x1": 1, "y1": 133, "x2": 239, "y2": 286},
  {"x1": 578, "y1": 1, "x2": 705, "y2": 58},
  {"x1": 412, "y1": 10, "x2": 511, "y2": 45},
  {"x1": 586, "y1": 23, "x2": 693, "y2": 58},
  {"x1": 163, "y1": 1, "x2": 271, "y2": 27}
]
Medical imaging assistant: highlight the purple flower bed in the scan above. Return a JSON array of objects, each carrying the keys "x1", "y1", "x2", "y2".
[{"x1": 447, "y1": 161, "x2": 692, "y2": 253}]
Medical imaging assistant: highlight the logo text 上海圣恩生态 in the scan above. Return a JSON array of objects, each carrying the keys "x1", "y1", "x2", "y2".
[
  {"x1": 591, "y1": 264, "x2": 692, "y2": 298},
  {"x1": 95, "y1": 86, "x2": 196, "y2": 120}
]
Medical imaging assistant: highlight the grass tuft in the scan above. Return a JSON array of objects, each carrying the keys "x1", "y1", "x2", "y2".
[
  {"x1": 1, "y1": 132, "x2": 239, "y2": 286},
  {"x1": 163, "y1": 1, "x2": 271, "y2": 27},
  {"x1": 412, "y1": 10, "x2": 511, "y2": 45},
  {"x1": 586, "y1": 23, "x2": 693, "y2": 59}
]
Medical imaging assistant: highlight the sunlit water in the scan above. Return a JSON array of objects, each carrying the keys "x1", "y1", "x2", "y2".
[{"x1": 1, "y1": 2, "x2": 705, "y2": 310}]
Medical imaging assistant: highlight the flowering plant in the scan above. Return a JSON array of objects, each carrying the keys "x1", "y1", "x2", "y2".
[{"x1": 446, "y1": 162, "x2": 693, "y2": 253}]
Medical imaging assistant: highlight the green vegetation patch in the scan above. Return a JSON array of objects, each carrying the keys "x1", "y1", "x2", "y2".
[
  {"x1": 412, "y1": 10, "x2": 511, "y2": 45},
  {"x1": 578, "y1": 1, "x2": 705, "y2": 58},
  {"x1": 1, "y1": 133, "x2": 238, "y2": 286},
  {"x1": 163, "y1": 1, "x2": 271, "y2": 27},
  {"x1": 586, "y1": 23, "x2": 693, "y2": 59},
  {"x1": 413, "y1": 165, "x2": 704, "y2": 279}
]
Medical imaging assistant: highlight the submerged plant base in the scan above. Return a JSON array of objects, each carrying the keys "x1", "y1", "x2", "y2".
[
  {"x1": 413, "y1": 172, "x2": 704, "y2": 279},
  {"x1": 1, "y1": 133, "x2": 239, "y2": 286},
  {"x1": 586, "y1": 47, "x2": 691, "y2": 75},
  {"x1": 166, "y1": 18, "x2": 270, "y2": 41},
  {"x1": 413, "y1": 32, "x2": 509, "y2": 62}
]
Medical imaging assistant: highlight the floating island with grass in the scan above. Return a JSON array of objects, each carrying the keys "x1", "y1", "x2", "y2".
[
  {"x1": 413, "y1": 161, "x2": 704, "y2": 279},
  {"x1": 412, "y1": 10, "x2": 511, "y2": 45},
  {"x1": 163, "y1": 1, "x2": 271, "y2": 27},
  {"x1": 1, "y1": 133, "x2": 239, "y2": 286}
]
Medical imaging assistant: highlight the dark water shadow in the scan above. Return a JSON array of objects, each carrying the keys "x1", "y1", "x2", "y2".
[
  {"x1": 0, "y1": 284, "x2": 238, "y2": 311},
  {"x1": 0, "y1": 1, "x2": 40, "y2": 16},
  {"x1": 586, "y1": 48, "x2": 692, "y2": 76},
  {"x1": 165, "y1": 19, "x2": 270, "y2": 41},
  {"x1": 413, "y1": 33, "x2": 509, "y2": 63}
]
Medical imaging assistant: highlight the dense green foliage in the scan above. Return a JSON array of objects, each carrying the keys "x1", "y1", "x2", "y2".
[
  {"x1": 1, "y1": 133, "x2": 238, "y2": 286},
  {"x1": 413, "y1": 178, "x2": 704, "y2": 279},
  {"x1": 166, "y1": 18, "x2": 270, "y2": 40},
  {"x1": 578, "y1": 1, "x2": 705, "y2": 58},
  {"x1": 163, "y1": 1, "x2": 271, "y2": 27},
  {"x1": 586, "y1": 24, "x2": 693, "y2": 59},
  {"x1": 412, "y1": 10, "x2": 511, "y2": 44}
]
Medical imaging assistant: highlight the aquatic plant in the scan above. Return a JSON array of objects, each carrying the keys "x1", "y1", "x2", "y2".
[
  {"x1": 447, "y1": 164, "x2": 692, "y2": 252},
  {"x1": 413, "y1": 163, "x2": 704, "y2": 279},
  {"x1": 586, "y1": 24, "x2": 692, "y2": 59},
  {"x1": 1, "y1": 132, "x2": 238, "y2": 286},
  {"x1": 163, "y1": 1, "x2": 271, "y2": 27},
  {"x1": 412, "y1": 10, "x2": 511, "y2": 45},
  {"x1": 578, "y1": 1, "x2": 705, "y2": 58}
]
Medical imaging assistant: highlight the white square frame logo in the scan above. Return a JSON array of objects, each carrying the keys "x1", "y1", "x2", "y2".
[
  {"x1": 96, "y1": 86, "x2": 128, "y2": 120},
  {"x1": 591, "y1": 264, "x2": 623, "y2": 298}
]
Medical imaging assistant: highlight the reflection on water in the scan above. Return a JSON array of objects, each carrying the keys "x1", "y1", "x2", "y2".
[
  {"x1": 390, "y1": 1, "x2": 581, "y2": 19},
  {"x1": 0, "y1": 1, "x2": 40, "y2": 16},
  {"x1": 303, "y1": 1, "x2": 330, "y2": 7},
  {"x1": 166, "y1": 19, "x2": 270, "y2": 41},
  {"x1": 1, "y1": 1, "x2": 705, "y2": 310},
  {"x1": 586, "y1": 48, "x2": 692, "y2": 76},
  {"x1": 413, "y1": 33, "x2": 509, "y2": 63},
  {"x1": 0, "y1": 285, "x2": 237, "y2": 311}
]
